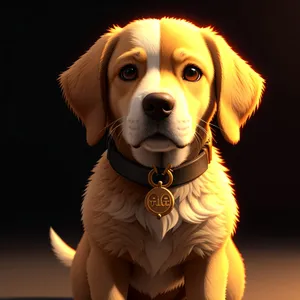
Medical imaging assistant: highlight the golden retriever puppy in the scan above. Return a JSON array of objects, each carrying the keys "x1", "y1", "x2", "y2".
[{"x1": 50, "y1": 17, "x2": 265, "y2": 300}]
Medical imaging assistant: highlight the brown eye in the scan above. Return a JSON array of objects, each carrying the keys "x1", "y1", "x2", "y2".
[
  {"x1": 119, "y1": 64, "x2": 138, "y2": 81},
  {"x1": 182, "y1": 65, "x2": 202, "y2": 82}
]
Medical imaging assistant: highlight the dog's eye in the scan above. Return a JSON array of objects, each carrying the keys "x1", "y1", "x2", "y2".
[
  {"x1": 182, "y1": 65, "x2": 202, "y2": 82},
  {"x1": 119, "y1": 64, "x2": 138, "y2": 81}
]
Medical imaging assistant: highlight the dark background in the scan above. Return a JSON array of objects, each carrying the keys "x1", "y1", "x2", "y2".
[{"x1": 2, "y1": 0, "x2": 300, "y2": 256}]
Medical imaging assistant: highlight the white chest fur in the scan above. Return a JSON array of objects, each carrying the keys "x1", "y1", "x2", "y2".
[{"x1": 82, "y1": 149, "x2": 238, "y2": 296}]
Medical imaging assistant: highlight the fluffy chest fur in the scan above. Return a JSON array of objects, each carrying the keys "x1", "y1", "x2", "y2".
[{"x1": 82, "y1": 147, "x2": 238, "y2": 282}]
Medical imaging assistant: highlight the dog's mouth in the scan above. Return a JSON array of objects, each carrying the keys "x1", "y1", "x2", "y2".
[{"x1": 132, "y1": 133, "x2": 187, "y2": 152}]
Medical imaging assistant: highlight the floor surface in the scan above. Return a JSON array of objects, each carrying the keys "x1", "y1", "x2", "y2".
[{"x1": 1, "y1": 237, "x2": 299, "y2": 300}]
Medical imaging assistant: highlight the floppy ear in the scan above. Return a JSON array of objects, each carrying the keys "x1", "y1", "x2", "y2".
[
  {"x1": 59, "y1": 26, "x2": 122, "y2": 146},
  {"x1": 201, "y1": 28, "x2": 265, "y2": 144}
]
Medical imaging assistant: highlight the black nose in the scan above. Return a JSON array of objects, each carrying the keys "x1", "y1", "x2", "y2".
[{"x1": 142, "y1": 93, "x2": 175, "y2": 121}]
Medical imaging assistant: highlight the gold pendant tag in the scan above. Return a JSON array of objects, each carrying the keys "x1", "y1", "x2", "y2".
[{"x1": 145, "y1": 165, "x2": 175, "y2": 219}]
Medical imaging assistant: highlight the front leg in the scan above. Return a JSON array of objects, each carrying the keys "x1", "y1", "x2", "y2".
[
  {"x1": 184, "y1": 243, "x2": 229, "y2": 300},
  {"x1": 71, "y1": 233, "x2": 91, "y2": 300},
  {"x1": 86, "y1": 239, "x2": 131, "y2": 300}
]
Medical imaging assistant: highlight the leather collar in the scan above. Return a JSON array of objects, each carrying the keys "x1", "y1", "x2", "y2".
[{"x1": 107, "y1": 138, "x2": 212, "y2": 188}]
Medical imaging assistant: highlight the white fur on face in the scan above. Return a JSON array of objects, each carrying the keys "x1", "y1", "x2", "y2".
[{"x1": 122, "y1": 20, "x2": 194, "y2": 168}]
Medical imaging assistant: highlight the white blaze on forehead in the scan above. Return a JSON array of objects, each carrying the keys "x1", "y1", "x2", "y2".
[
  {"x1": 127, "y1": 20, "x2": 161, "y2": 116},
  {"x1": 129, "y1": 19, "x2": 160, "y2": 72}
]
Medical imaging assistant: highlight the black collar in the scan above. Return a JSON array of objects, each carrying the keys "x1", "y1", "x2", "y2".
[{"x1": 107, "y1": 138, "x2": 212, "y2": 188}]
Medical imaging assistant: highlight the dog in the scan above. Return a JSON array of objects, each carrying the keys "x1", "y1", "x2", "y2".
[{"x1": 50, "y1": 17, "x2": 265, "y2": 300}]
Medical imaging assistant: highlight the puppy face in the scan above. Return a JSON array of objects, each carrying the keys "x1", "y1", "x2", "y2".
[
  {"x1": 108, "y1": 19, "x2": 215, "y2": 167},
  {"x1": 59, "y1": 18, "x2": 265, "y2": 168}
]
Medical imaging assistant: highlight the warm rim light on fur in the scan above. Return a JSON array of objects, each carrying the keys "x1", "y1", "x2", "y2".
[
  {"x1": 49, "y1": 227, "x2": 75, "y2": 267},
  {"x1": 50, "y1": 17, "x2": 265, "y2": 299}
]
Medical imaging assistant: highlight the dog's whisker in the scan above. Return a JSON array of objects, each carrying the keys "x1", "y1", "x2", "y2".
[
  {"x1": 107, "y1": 122, "x2": 124, "y2": 145},
  {"x1": 110, "y1": 120, "x2": 124, "y2": 134},
  {"x1": 96, "y1": 116, "x2": 125, "y2": 137},
  {"x1": 193, "y1": 132, "x2": 202, "y2": 150},
  {"x1": 194, "y1": 131, "x2": 205, "y2": 151},
  {"x1": 199, "y1": 118, "x2": 226, "y2": 135},
  {"x1": 196, "y1": 124, "x2": 208, "y2": 138},
  {"x1": 110, "y1": 125, "x2": 121, "y2": 138},
  {"x1": 109, "y1": 117, "x2": 125, "y2": 131},
  {"x1": 110, "y1": 122, "x2": 123, "y2": 133},
  {"x1": 196, "y1": 124, "x2": 217, "y2": 143},
  {"x1": 116, "y1": 128, "x2": 124, "y2": 144},
  {"x1": 210, "y1": 126, "x2": 216, "y2": 134}
]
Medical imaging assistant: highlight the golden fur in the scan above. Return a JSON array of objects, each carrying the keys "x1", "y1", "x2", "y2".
[{"x1": 50, "y1": 17, "x2": 265, "y2": 300}]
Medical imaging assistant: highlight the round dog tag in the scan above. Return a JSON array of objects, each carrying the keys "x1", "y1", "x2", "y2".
[{"x1": 144, "y1": 181, "x2": 175, "y2": 219}]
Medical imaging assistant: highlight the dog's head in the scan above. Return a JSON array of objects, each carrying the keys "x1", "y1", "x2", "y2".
[{"x1": 59, "y1": 18, "x2": 265, "y2": 168}]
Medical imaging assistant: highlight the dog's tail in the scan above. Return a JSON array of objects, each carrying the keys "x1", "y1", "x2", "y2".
[{"x1": 49, "y1": 227, "x2": 75, "y2": 267}]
